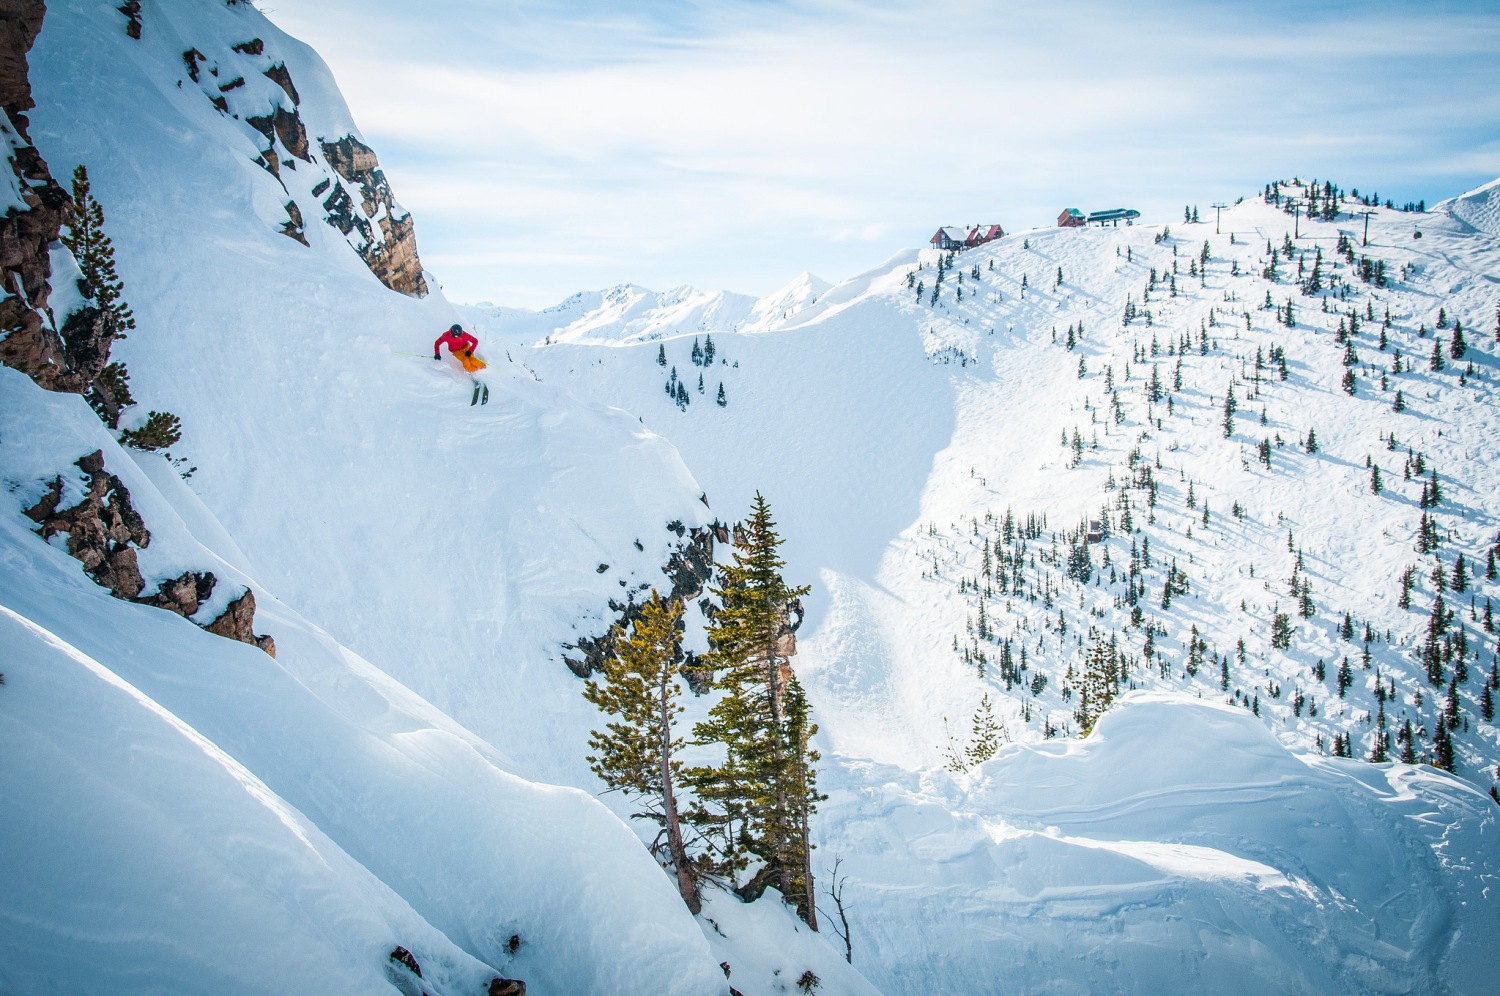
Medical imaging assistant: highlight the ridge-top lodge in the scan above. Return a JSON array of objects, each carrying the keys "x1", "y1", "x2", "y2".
[{"x1": 930, "y1": 224, "x2": 1005, "y2": 251}]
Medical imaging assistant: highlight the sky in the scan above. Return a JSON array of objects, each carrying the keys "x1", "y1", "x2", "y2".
[{"x1": 261, "y1": 0, "x2": 1500, "y2": 308}]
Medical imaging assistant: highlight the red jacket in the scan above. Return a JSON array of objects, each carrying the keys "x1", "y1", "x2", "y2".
[{"x1": 435, "y1": 328, "x2": 479, "y2": 356}]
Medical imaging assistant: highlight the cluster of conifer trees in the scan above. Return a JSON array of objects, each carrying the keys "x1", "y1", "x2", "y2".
[{"x1": 582, "y1": 495, "x2": 823, "y2": 925}]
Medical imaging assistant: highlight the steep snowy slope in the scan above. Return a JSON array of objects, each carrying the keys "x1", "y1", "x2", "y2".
[
  {"x1": 0, "y1": 370, "x2": 728, "y2": 995},
  {"x1": 9, "y1": 2, "x2": 1499, "y2": 994},
  {"x1": 500, "y1": 186, "x2": 1500, "y2": 993},
  {"x1": 4, "y1": 2, "x2": 877, "y2": 994}
]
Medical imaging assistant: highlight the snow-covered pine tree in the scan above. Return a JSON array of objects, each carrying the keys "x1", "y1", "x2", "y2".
[
  {"x1": 582, "y1": 590, "x2": 704, "y2": 912},
  {"x1": 688, "y1": 494, "x2": 819, "y2": 926}
]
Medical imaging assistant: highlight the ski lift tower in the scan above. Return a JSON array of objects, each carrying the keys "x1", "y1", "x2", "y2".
[
  {"x1": 1357, "y1": 208, "x2": 1377, "y2": 246},
  {"x1": 1211, "y1": 202, "x2": 1228, "y2": 235}
]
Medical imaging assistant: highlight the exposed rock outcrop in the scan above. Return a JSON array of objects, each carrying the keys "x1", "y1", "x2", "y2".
[
  {"x1": 25, "y1": 450, "x2": 275, "y2": 656},
  {"x1": 320, "y1": 135, "x2": 427, "y2": 297},
  {"x1": 387, "y1": 945, "x2": 422, "y2": 978},
  {"x1": 29, "y1": 450, "x2": 150, "y2": 599},
  {"x1": 203, "y1": 588, "x2": 276, "y2": 658},
  {"x1": 1, "y1": 0, "x2": 123, "y2": 401},
  {"x1": 487, "y1": 978, "x2": 526, "y2": 996},
  {"x1": 564, "y1": 523, "x2": 718, "y2": 679},
  {"x1": 246, "y1": 105, "x2": 309, "y2": 162}
]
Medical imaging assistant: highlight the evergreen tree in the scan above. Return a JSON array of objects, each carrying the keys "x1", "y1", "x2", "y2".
[
  {"x1": 1423, "y1": 593, "x2": 1449, "y2": 686},
  {"x1": 1450, "y1": 321, "x2": 1466, "y2": 360},
  {"x1": 688, "y1": 495, "x2": 820, "y2": 926},
  {"x1": 716, "y1": 382, "x2": 727, "y2": 407},
  {"x1": 703, "y1": 334, "x2": 716, "y2": 365},
  {"x1": 1433, "y1": 718, "x2": 1455, "y2": 772},
  {"x1": 1305, "y1": 427, "x2": 1318, "y2": 454},
  {"x1": 657, "y1": 343, "x2": 667, "y2": 367},
  {"x1": 965, "y1": 693, "x2": 1003, "y2": 765},
  {"x1": 1370, "y1": 464, "x2": 1383, "y2": 494},
  {"x1": 61, "y1": 165, "x2": 136, "y2": 336},
  {"x1": 1076, "y1": 633, "x2": 1119, "y2": 737},
  {"x1": 583, "y1": 591, "x2": 704, "y2": 912}
]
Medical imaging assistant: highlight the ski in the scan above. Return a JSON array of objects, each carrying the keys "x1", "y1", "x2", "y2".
[{"x1": 471, "y1": 382, "x2": 482, "y2": 406}]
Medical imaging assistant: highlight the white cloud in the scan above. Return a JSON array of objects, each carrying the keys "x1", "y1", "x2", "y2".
[{"x1": 266, "y1": 0, "x2": 1500, "y2": 306}]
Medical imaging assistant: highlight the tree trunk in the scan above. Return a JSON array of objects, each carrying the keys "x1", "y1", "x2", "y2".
[{"x1": 660, "y1": 666, "x2": 700, "y2": 914}]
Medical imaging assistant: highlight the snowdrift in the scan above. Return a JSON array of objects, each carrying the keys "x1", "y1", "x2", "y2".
[{"x1": 823, "y1": 691, "x2": 1499, "y2": 995}]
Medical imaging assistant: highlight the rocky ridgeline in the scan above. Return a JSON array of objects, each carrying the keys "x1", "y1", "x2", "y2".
[
  {"x1": 173, "y1": 18, "x2": 427, "y2": 296},
  {"x1": 25, "y1": 449, "x2": 275, "y2": 657}
]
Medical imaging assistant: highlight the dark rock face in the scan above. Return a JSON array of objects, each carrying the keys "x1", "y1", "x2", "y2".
[
  {"x1": 664, "y1": 524, "x2": 716, "y2": 601},
  {"x1": 487, "y1": 978, "x2": 526, "y2": 996},
  {"x1": 563, "y1": 523, "x2": 718, "y2": 679},
  {"x1": 320, "y1": 135, "x2": 427, "y2": 297},
  {"x1": 387, "y1": 945, "x2": 422, "y2": 978},
  {"x1": 26, "y1": 451, "x2": 275, "y2": 656},
  {"x1": 246, "y1": 105, "x2": 309, "y2": 162},
  {"x1": 0, "y1": 0, "x2": 46, "y2": 121},
  {"x1": 0, "y1": 0, "x2": 122, "y2": 400}
]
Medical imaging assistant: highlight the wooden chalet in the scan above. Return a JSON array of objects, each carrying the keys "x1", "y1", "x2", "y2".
[
  {"x1": 1058, "y1": 208, "x2": 1087, "y2": 228},
  {"x1": 930, "y1": 223, "x2": 1006, "y2": 251},
  {"x1": 930, "y1": 226, "x2": 968, "y2": 250}
]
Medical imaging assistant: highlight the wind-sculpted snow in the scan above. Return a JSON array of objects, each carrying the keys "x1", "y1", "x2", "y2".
[
  {"x1": 819, "y1": 692, "x2": 1499, "y2": 995},
  {"x1": 1436, "y1": 176, "x2": 1500, "y2": 237}
]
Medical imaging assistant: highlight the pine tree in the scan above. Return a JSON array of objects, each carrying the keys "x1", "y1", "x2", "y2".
[
  {"x1": 688, "y1": 494, "x2": 820, "y2": 926},
  {"x1": 1450, "y1": 321, "x2": 1467, "y2": 360},
  {"x1": 966, "y1": 693, "x2": 1002, "y2": 765},
  {"x1": 716, "y1": 382, "x2": 727, "y2": 407},
  {"x1": 1305, "y1": 427, "x2": 1318, "y2": 454},
  {"x1": 1076, "y1": 633, "x2": 1119, "y2": 737},
  {"x1": 657, "y1": 343, "x2": 667, "y2": 367},
  {"x1": 703, "y1": 334, "x2": 716, "y2": 365},
  {"x1": 1423, "y1": 592, "x2": 1448, "y2": 686},
  {"x1": 583, "y1": 591, "x2": 704, "y2": 912},
  {"x1": 61, "y1": 165, "x2": 136, "y2": 336},
  {"x1": 1433, "y1": 718, "x2": 1455, "y2": 772}
]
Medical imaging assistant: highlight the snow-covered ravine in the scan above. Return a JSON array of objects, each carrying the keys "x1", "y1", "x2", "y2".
[
  {"x1": 3, "y1": 1, "x2": 1497, "y2": 993},
  {"x1": 503, "y1": 188, "x2": 1500, "y2": 991}
]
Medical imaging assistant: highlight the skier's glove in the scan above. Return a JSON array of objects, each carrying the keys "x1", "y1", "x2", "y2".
[{"x1": 433, "y1": 353, "x2": 440, "y2": 360}]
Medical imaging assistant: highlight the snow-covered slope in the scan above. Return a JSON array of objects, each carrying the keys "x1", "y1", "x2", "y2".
[
  {"x1": 1436, "y1": 176, "x2": 1500, "y2": 237},
  {"x1": 3, "y1": 2, "x2": 872, "y2": 993},
  {"x1": 6, "y1": 2, "x2": 1498, "y2": 993}
]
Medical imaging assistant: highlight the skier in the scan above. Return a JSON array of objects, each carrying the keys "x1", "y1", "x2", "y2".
[
  {"x1": 434, "y1": 324, "x2": 486, "y2": 372},
  {"x1": 434, "y1": 323, "x2": 490, "y2": 405}
]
